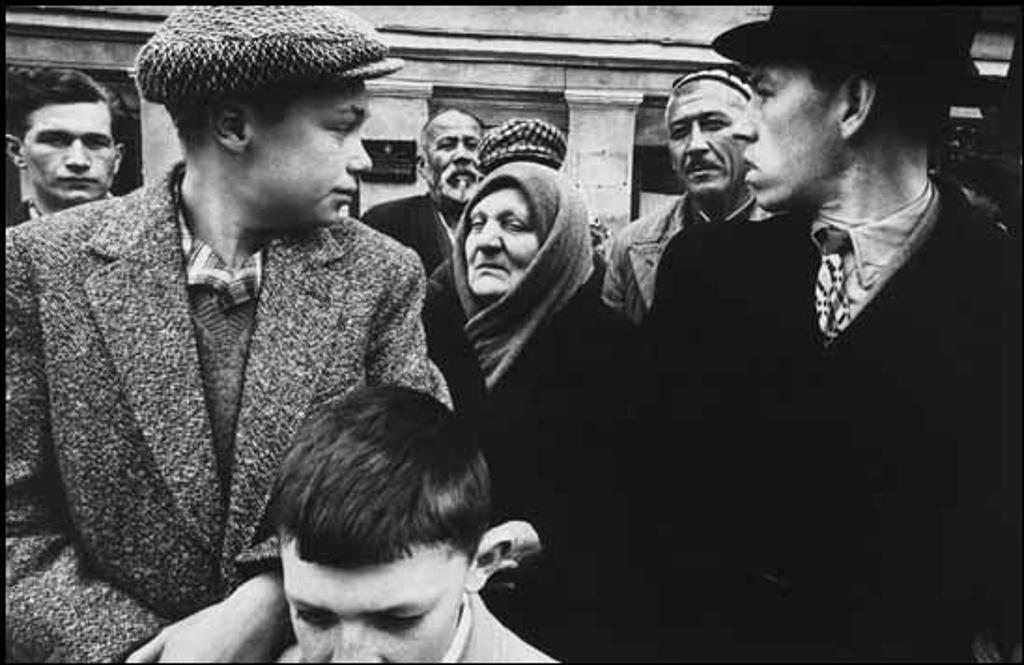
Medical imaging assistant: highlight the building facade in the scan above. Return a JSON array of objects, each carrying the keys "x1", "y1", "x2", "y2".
[{"x1": 6, "y1": 5, "x2": 1020, "y2": 232}]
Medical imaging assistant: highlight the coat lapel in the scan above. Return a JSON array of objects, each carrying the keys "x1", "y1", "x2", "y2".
[
  {"x1": 221, "y1": 225, "x2": 353, "y2": 570},
  {"x1": 83, "y1": 174, "x2": 223, "y2": 552}
]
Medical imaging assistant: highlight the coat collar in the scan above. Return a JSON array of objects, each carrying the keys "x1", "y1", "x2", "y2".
[
  {"x1": 461, "y1": 593, "x2": 555, "y2": 662},
  {"x1": 86, "y1": 164, "x2": 349, "y2": 268},
  {"x1": 83, "y1": 164, "x2": 354, "y2": 560}
]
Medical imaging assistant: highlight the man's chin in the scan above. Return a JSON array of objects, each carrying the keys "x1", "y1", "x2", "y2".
[
  {"x1": 685, "y1": 181, "x2": 728, "y2": 199},
  {"x1": 440, "y1": 185, "x2": 478, "y2": 206},
  {"x1": 54, "y1": 190, "x2": 102, "y2": 207}
]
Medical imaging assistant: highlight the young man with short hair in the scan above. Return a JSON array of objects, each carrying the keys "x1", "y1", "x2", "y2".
[
  {"x1": 5, "y1": 66, "x2": 123, "y2": 225},
  {"x1": 271, "y1": 385, "x2": 554, "y2": 663},
  {"x1": 361, "y1": 108, "x2": 484, "y2": 275},
  {"x1": 6, "y1": 6, "x2": 448, "y2": 662}
]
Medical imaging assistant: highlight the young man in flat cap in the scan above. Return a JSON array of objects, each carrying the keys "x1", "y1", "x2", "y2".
[
  {"x1": 6, "y1": 6, "x2": 449, "y2": 662},
  {"x1": 603, "y1": 66, "x2": 764, "y2": 326},
  {"x1": 362, "y1": 108, "x2": 484, "y2": 276},
  {"x1": 645, "y1": 7, "x2": 1020, "y2": 660}
]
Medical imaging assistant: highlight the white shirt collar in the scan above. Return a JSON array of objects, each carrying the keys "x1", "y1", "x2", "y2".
[
  {"x1": 441, "y1": 594, "x2": 472, "y2": 663},
  {"x1": 811, "y1": 180, "x2": 936, "y2": 289}
]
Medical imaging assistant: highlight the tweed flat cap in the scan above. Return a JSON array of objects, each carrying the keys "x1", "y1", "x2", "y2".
[
  {"x1": 478, "y1": 118, "x2": 567, "y2": 174},
  {"x1": 136, "y1": 6, "x2": 403, "y2": 110}
]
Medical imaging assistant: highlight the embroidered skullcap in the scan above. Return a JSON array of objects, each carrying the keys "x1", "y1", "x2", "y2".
[
  {"x1": 135, "y1": 6, "x2": 403, "y2": 112},
  {"x1": 478, "y1": 118, "x2": 568, "y2": 175},
  {"x1": 671, "y1": 67, "x2": 753, "y2": 101}
]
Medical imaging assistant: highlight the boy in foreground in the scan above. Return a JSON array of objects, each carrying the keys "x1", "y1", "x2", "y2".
[{"x1": 270, "y1": 386, "x2": 555, "y2": 662}]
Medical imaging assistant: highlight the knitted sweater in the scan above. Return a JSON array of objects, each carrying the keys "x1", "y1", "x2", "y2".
[{"x1": 189, "y1": 290, "x2": 257, "y2": 503}]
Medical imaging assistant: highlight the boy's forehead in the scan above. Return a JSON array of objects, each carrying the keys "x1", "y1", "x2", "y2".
[{"x1": 281, "y1": 541, "x2": 468, "y2": 612}]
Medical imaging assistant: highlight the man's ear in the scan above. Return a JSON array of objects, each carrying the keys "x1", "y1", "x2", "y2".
[
  {"x1": 210, "y1": 103, "x2": 253, "y2": 153},
  {"x1": 111, "y1": 142, "x2": 125, "y2": 178},
  {"x1": 465, "y1": 520, "x2": 543, "y2": 593},
  {"x1": 837, "y1": 74, "x2": 878, "y2": 141},
  {"x1": 6, "y1": 134, "x2": 27, "y2": 168},
  {"x1": 416, "y1": 150, "x2": 431, "y2": 185}
]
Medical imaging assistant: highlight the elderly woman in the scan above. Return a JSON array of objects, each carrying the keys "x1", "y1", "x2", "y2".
[{"x1": 423, "y1": 161, "x2": 642, "y2": 661}]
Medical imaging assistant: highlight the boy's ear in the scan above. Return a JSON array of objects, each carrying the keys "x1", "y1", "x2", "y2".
[
  {"x1": 211, "y1": 103, "x2": 254, "y2": 153},
  {"x1": 465, "y1": 520, "x2": 543, "y2": 593}
]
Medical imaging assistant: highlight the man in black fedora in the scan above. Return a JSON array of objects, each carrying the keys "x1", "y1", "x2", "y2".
[{"x1": 643, "y1": 6, "x2": 1020, "y2": 660}]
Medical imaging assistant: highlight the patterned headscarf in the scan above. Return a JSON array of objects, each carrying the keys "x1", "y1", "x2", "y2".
[{"x1": 453, "y1": 162, "x2": 593, "y2": 390}]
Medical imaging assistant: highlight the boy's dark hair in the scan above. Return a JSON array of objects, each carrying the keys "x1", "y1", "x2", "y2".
[
  {"x1": 6, "y1": 66, "x2": 118, "y2": 137},
  {"x1": 271, "y1": 386, "x2": 491, "y2": 567}
]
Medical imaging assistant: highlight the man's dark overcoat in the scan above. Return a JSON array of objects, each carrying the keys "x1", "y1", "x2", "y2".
[
  {"x1": 362, "y1": 193, "x2": 452, "y2": 276},
  {"x1": 641, "y1": 177, "x2": 1021, "y2": 659}
]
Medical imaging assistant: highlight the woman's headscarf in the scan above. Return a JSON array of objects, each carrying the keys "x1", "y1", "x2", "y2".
[{"x1": 452, "y1": 162, "x2": 594, "y2": 390}]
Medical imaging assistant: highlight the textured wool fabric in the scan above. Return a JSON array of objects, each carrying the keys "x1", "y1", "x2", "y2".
[
  {"x1": 478, "y1": 118, "x2": 567, "y2": 174},
  {"x1": 189, "y1": 292, "x2": 258, "y2": 503},
  {"x1": 135, "y1": 6, "x2": 403, "y2": 111},
  {"x1": 5, "y1": 166, "x2": 449, "y2": 661},
  {"x1": 452, "y1": 162, "x2": 593, "y2": 389}
]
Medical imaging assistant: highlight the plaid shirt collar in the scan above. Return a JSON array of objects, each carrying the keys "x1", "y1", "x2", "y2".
[{"x1": 173, "y1": 173, "x2": 264, "y2": 308}]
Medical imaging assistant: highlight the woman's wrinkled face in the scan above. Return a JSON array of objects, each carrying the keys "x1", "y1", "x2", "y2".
[{"x1": 464, "y1": 187, "x2": 540, "y2": 304}]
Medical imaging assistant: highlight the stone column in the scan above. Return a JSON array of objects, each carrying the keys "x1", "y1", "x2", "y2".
[
  {"x1": 361, "y1": 79, "x2": 434, "y2": 213},
  {"x1": 564, "y1": 88, "x2": 644, "y2": 237},
  {"x1": 140, "y1": 99, "x2": 182, "y2": 184}
]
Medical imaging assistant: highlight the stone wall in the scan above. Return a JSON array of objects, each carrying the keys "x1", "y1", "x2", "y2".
[{"x1": 6, "y1": 5, "x2": 1018, "y2": 227}]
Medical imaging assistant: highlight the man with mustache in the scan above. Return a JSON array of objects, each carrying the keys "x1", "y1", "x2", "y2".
[
  {"x1": 602, "y1": 66, "x2": 763, "y2": 325},
  {"x1": 644, "y1": 6, "x2": 1019, "y2": 660},
  {"x1": 6, "y1": 66, "x2": 123, "y2": 226},
  {"x1": 363, "y1": 108, "x2": 484, "y2": 275}
]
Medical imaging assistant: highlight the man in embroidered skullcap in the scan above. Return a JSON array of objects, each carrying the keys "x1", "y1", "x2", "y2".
[
  {"x1": 6, "y1": 6, "x2": 450, "y2": 662},
  {"x1": 643, "y1": 6, "x2": 1020, "y2": 660},
  {"x1": 362, "y1": 108, "x2": 485, "y2": 276},
  {"x1": 602, "y1": 64, "x2": 765, "y2": 326}
]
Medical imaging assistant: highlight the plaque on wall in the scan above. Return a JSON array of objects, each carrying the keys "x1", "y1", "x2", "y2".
[{"x1": 362, "y1": 139, "x2": 418, "y2": 183}]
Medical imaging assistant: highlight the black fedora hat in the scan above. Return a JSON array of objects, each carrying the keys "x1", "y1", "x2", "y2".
[{"x1": 713, "y1": 6, "x2": 979, "y2": 83}]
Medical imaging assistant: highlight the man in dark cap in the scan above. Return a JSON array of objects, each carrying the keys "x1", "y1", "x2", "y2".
[
  {"x1": 477, "y1": 117, "x2": 567, "y2": 174},
  {"x1": 473, "y1": 117, "x2": 622, "y2": 260},
  {"x1": 644, "y1": 6, "x2": 1020, "y2": 660},
  {"x1": 362, "y1": 108, "x2": 484, "y2": 276},
  {"x1": 603, "y1": 66, "x2": 764, "y2": 325},
  {"x1": 6, "y1": 6, "x2": 448, "y2": 662}
]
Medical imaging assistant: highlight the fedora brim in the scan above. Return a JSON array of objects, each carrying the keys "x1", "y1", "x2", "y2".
[{"x1": 712, "y1": 20, "x2": 978, "y2": 84}]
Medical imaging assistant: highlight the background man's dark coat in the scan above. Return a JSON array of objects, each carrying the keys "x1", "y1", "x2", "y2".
[{"x1": 362, "y1": 194, "x2": 452, "y2": 276}]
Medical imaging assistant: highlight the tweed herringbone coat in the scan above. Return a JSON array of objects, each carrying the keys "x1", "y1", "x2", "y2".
[{"x1": 6, "y1": 168, "x2": 450, "y2": 662}]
